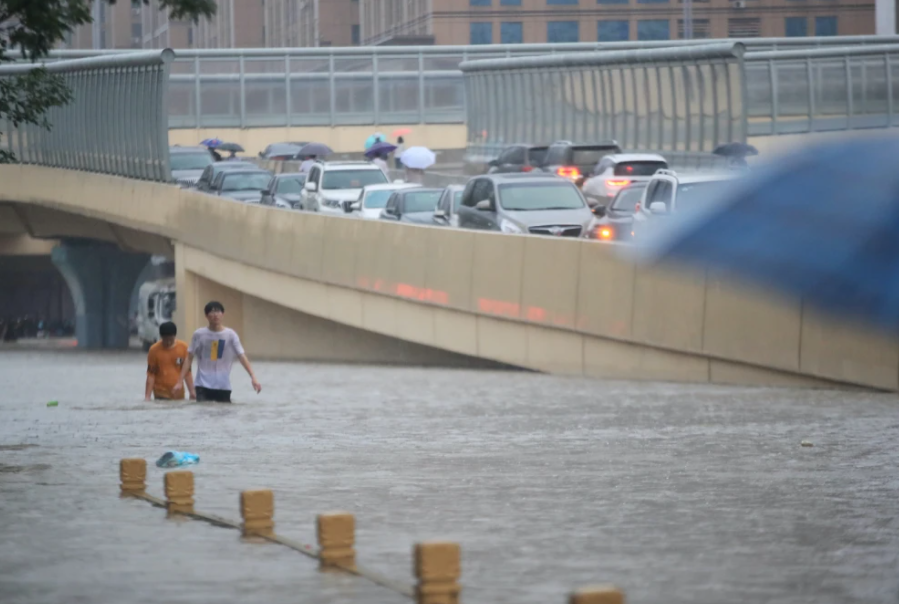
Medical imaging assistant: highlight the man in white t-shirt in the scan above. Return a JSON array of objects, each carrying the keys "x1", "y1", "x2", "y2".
[{"x1": 173, "y1": 301, "x2": 261, "y2": 403}]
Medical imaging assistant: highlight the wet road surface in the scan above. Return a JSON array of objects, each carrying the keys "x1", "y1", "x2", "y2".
[{"x1": 1, "y1": 348, "x2": 898, "y2": 604}]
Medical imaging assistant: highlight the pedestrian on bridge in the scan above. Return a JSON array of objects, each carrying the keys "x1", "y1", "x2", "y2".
[{"x1": 174, "y1": 301, "x2": 261, "y2": 403}]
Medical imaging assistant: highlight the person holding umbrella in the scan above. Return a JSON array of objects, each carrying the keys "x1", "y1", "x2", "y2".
[
  {"x1": 394, "y1": 136, "x2": 406, "y2": 169},
  {"x1": 365, "y1": 140, "x2": 397, "y2": 176},
  {"x1": 399, "y1": 146, "x2": 436, "y2": 184}
]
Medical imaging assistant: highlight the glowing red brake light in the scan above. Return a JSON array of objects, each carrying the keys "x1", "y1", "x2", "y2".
[
  {"x1": 606, "y1": 179, "x2": 631, "y2": 187},
  {"x1": 557, "y1": 166, "x2": 580, "y2": 180}
]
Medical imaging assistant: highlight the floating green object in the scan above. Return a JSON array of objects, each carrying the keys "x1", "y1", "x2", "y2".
[{"x1": 46, "y1": 401, "x2": 58, "y2": 407}]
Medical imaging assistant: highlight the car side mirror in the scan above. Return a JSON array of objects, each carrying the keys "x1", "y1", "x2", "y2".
[
  {"x1": 434, "y1": 208, "x2": 448, "y2": 219},
  {"x1": 350, "y1": 201, "x2": 361, "y2": 211},
  {"x1": 649, "y1": 201, "x2": 668, "y2": 215},
  {"x1": 305, "y1": 181, "x2": 317, "y2": 192},
  {"x1": 475, "y1": 199, "x2": 492, "y2": 211},
  {"x1": 592, "y1": 205, "x2": 606, "y2": 217}
]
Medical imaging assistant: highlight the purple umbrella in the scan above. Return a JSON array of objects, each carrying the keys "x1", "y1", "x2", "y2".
[{"x1": 364, "y1": 141, "x2": 397, "y2": 158}]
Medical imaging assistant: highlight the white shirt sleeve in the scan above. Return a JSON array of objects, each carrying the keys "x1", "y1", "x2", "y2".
[
  {"x1": 231, "y1": 331, "x2": 246, "y2": 356},
  {"x1": 188, "y1": 330, "x2": 201, "y2": 355}
]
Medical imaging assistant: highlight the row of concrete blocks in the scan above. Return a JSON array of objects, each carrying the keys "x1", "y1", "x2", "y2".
[{"x1": 120, "y1": 458, "x2": 624, "y2": 604}]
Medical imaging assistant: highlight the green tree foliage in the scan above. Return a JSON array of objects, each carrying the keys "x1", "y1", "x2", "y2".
[{"x1": 0, "y1": 0, "x2": 215, "y2": 162}]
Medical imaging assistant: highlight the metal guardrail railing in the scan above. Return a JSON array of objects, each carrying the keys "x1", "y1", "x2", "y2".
[
  {"x1": 24, "y1": 36, "x2": 899, "y2": 130},
  {"x1": 461, "y1": 41, "x2": 899, "y2": 161},
  {"x1": 743, "y1": 44, "x2": 899, "y2": 136},
  {"x1": 0, "y1": 49, "x2": 174, "y2": 181},
  {"x1": 460, "y1": 42, "x2": 747, "y2": 156}
]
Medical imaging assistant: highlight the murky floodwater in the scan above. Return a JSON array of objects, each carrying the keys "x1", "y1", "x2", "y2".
[{"x1": 1, "y1": 348, "x2": 898, "y2": 604}]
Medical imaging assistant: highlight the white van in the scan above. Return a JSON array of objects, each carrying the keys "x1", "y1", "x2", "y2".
[{"x1": 137, "y1": 278, "x2": 176, "y2": 351}]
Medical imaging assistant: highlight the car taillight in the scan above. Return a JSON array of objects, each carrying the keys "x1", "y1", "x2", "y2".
[
  {"x1": 606, "y1": 179, "x2": 631, "y2": 187},
  {"x1": 557, "y1": 166, "x2": 580, "y2": 180},
  {"x1": 597, "y1": 225, "x2": 615, "y2": 240},
  {"x1": 521, "y1": 165, "x2": 533, "y2": 172}
]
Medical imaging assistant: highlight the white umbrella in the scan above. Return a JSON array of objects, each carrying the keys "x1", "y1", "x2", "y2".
[{"x1": 399, "y1": 146, "x2": 436, "y2": 170}]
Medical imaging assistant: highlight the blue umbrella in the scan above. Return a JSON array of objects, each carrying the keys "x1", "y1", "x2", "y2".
[
  {"x1": 364, "y1": 141, "x2": 397, "y2": 158},
  {"x1": 640, "y1": 135, "x2": 899, "y2": 331},
  {"x1": 200, "y1": 138, "x2": 223, "y2": 148},
  {"x1": 364, "y1": 133, "x2": 385, "y2": 151}
]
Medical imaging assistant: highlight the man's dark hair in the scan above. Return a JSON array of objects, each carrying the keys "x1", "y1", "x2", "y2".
[
  {"x1": 159, "y1": 322, "x2": 177, "y2": 337},
  {"x1": 204, "y1": 301, "x2": 225, "y2": 315}
]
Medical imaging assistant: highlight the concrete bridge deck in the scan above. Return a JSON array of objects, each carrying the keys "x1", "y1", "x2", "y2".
[{"x1": 2, "y1": 163, "x2": 897, "y2": 392}]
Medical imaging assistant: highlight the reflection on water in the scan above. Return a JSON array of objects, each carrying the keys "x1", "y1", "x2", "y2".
[{"x1": 1, "y1": 348, "x2": 898, "y2": 604}]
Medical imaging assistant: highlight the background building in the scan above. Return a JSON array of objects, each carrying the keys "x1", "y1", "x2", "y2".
[
  {"x1": 360, "y1": 0, "x2": 874, "y2": 45},
  {"x1": 264, "y1": 0, "x2": 361, "y2": 47},
  {"x1": 140, "y1": 2, "x2": 193, "y2": 49},
  {"x1": 61, "y1": 0, "x2": 144, "y2": 50},
  {"x1": 193, "y1": 0, "x2": 265, "y2": 48}
]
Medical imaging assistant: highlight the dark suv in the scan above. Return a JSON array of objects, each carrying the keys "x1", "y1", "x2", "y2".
[
  {"x1": 487, "y1": 145, "x2": 549, "y2": 174},
  {"x1": 540, "y1": 140, "x2": 622, "y2": 187}
]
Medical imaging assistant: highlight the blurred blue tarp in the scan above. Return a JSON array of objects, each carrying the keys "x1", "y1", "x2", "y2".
[{"x1": 643, "y1": 135, "x2": 899, "y2": 332}]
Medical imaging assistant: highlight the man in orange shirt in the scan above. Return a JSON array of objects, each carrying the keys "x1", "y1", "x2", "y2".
[{"x1": 145, "y1": 322, "x2": 196, "y2": 401}]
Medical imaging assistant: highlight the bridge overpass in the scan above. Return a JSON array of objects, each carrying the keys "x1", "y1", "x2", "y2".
[{"x1": 2, "y1": 45, "x2": 899, "y2": 392}]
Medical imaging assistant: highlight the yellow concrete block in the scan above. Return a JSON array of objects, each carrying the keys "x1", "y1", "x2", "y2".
[
  {"x1": 163, "y1": 471, "x2": 194, "y2": 516},
  {"x1": 317, "y1": 512, "x2": 356, "y2": 570},
  {"x1": 569, "y1": 585, "x2": 625, "y2": 604},
  {"x1": 414, "y1": 541, "x2": 461, "y2": 604},
  {"x1": 119, "y1": 458, "x2": 146, "y2": 495},
  {"x1": 240, "y1": 489, "x2": 275, "y2": 538}
]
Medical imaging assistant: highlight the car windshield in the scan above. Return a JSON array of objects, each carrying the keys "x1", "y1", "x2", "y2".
[
  {"x1": 611, "y1": 186, "x2": 647, "y2": 212},
  {"x1": 322, "y1": 169, "x2": 387, "y2": 190},
  {"x1": 572, "y1": 147, "x2": 617, "y2": 166},
  {"x1": 404, "y1": 191, "x2": 442, "y2": 213},
  {"x1": 528, "y1": 148, "x2": 548, "y2": 165},
  {"x1": 363, "y1": 189, "x2": 395, "y2": 209},
  {"x1": 675, "y1": 181, "x2": 729, "y2": 210},
  {"x1": 221, "y1": 173, "x2": 271, "y2": 191},
  {"x1": 276, "y1": 177, "x2": 305, "y2": 194},
  {"x1": 170, "y1": 152, "x2": 213, "y2": 171},
  {"x1": 498, "y1": 182, "x2": 585, "y2": 211},
  {"x1": 614, "y1": 161, "x2": 667, "y2": 177}
]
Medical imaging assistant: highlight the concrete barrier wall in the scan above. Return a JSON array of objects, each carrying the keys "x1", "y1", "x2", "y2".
[{"x1": 3, "y1": 164, "x2": 896, "y2": 391}]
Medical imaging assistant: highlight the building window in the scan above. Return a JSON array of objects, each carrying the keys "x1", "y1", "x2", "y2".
[
  {"x1": 785, "y1": 17, "x2": 807, "y2": 36},
  {"x1": 678, "y1": 18, "x2": 710, "y2": 38},
  {"x1": 501, "y1": 22, "x2": 523, "y2": 43},
  {"x1": 815, "y1": 16, "x2": 837, "y2": 35},
  {"x1": 547, "y1": 21, "x2": 579, "y2": 42},
  {"x1": 352, "y1": 24, "x2": 360, "y2": 45},
  {"x1": 728, "y1": 18, "x2": 761, "y2": 37},
  {"x1": 548, "y1": 0, "x2": 579, "y2": 3},
  {"x1": 598, "y1": 0, "x2": 629, "y2": 5},
  {"x1": 500, "y1": 0, "x2": 522, "y2": 4},
  {"x1": 598, "y1": 20, "x2": 629, "y2": 40},
  {"x1": 637, "y1": 20, "x2": 669, "y2": 40},
  {"x1": 471, "y1": 0, "x2": 491, "y2": 4},
  {"x1": 470, "y1": 22, "x2": 493, "y2": 44}
]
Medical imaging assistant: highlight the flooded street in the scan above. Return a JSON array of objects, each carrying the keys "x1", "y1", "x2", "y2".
[{"x1": 1, "y1": 348, "x2": 898, "y2": 604}]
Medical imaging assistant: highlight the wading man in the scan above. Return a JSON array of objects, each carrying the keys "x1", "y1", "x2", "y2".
[
  {"x1": 173, "y1": 301, "x2": 261, "y2": 403},
  {"x1": 145, "y1": 321, "x2": 195, "y2": 401}
]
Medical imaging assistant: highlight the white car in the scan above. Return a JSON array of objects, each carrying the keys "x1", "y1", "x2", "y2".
[
  {"x1": 300, "y1": 161, "x2": 389, "y2": 215},
  {"x1": 350, "y1": 182, "x2": 422, "y2": 219},
  {"x1": 581, "y1": 153, "x2": 668, "y2": 206},
  {"x1": 631, "y1": 169, "x2": 734, "y2": 240}
]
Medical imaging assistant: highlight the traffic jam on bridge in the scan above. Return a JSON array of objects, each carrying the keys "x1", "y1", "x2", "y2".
[{"x1": 170, "y1": 137, "x2": 752, "y2": 245}]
